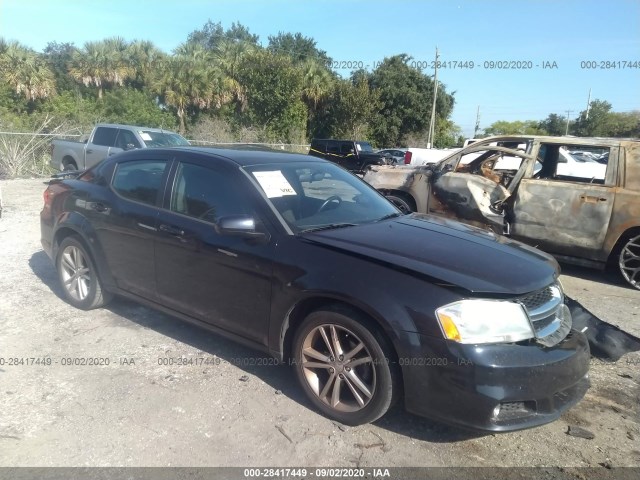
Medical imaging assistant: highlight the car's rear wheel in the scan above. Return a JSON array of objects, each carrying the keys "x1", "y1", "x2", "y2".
[
  {"x1": 63, "y1": 159, "x2": 78, "y2": 171},
  {"x1": 56, "y1": 236, "x2": 112, "y2": 309},
  {"x1": 292, "y1": 308, "x2": 398, "y2": 425},
  {"x1": 619, "y1": 234, "x2": 640, "y2": 290}
]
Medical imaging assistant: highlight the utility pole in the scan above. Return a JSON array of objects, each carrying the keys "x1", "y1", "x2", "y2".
[
  {"x1": 427, "y1": 47, "x2": 439, "y2": 148},
  {"x1": 473, "y1": 106, "x2": 481, "y2": 138},
  {"x1": 585, "y1": 88, "x2": 592, "y2": 120},
  {"x1": 565, "y1": 109, "x2": 573, "y2": 135}
]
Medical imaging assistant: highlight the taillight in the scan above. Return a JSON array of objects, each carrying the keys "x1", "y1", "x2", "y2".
[
  {"x1": 49, "y1": 143, "x2": 54, "y2": 156},
  {"x1": 404, "y1": 151, "x2": 412, "y2": 164},
  {"x1": 43, "y1": 188, "x2": 54, "y2": 207}
]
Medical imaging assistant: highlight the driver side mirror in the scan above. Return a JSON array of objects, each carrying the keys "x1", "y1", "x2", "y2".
[{"x1": 216, "y1": 215, "x2": 270, "y2": 241}]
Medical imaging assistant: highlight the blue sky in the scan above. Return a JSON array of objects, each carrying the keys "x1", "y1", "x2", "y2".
[{"x1": 1, "y1": 0, "x2": 639, "y2": 136}]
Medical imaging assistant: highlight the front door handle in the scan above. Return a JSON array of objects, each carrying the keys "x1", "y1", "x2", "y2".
[
  {"x1": 159, "y1": 224, "x2": 185, "y2": 236},
  {"x1": 91, "y1": 202, "x2": 108, "y2": 212},
  {"x1": 86, "y1": 149, "x2": 93, "y2": 154}
]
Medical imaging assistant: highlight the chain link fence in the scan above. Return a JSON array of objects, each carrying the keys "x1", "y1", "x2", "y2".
[{"x1": 0, "y1": 131, "x2": 310, "y2": 179}]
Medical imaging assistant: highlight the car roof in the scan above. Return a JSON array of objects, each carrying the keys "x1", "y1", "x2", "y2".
[
  {"x1": 95, "y1": 123, "x2": 182, "y2": 133},
  {"x1": 128, "y1": 146, "x2": 325, "y2": 167}
]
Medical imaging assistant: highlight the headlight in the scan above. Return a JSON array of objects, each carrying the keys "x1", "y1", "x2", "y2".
[{"x1": 436, "y1": 299, "x2": 534, "y2": 344}]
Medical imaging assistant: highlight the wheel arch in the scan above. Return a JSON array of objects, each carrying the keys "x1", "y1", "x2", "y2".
[
  {"x1": 607, "y1": 226, "x2": 640, "y2": 265},
  {"x1": 62, "y1": 155, "x2": 78, "y2": 169},
  {"x1": 382, "y1": 189, "x2": 417, "y2": 212},
  {"x1": 279, "y1": 297, "x2": 401, "y2": 367},
  {"x1": 52, "y1": 217, "x2": 115, "y2": 290}
]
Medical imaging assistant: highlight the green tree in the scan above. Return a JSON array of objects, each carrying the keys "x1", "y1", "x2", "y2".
[
  {"x1": 69, "y1": 38, "x2": 134, "y2": 99},
  {"x1": 267, "y1": 32, "x2": 330, "y2": 65},
  {"x1": 187, "y1": 20, "x2": 259, "y2": 50},
  {"x1": 43, "y1": 41, "x2": 79, "y2": 93},
  {"x1": 483, "y1": 120, "x2": 545, "y2": 136},
  {"x1": 101, "y1": 88, "x2": 176, "y2": 128},
  {"x1": 539, "y1": 113, "x2": 569, "y2": 136},
  {"x1": 0, "y1": 39, "x2": 56, "y2": 101},
  {"x1": 368, "y1": 54, "x2": 454, "y2": 147},
  {"x1": 572, "y1": 99, "x2": 639, "y2": 137},
  {"x1": 126, "y1": 40, "x2": 166, "y2": 90},
  {"x1": 236, "y1": 50, "x2": 306, "y2": 142},
  {"x1": 151, "y1": 54, "x2": 211, "y2": 133},
  {"x1": 321, "y1": 77, "x2": 380, "y2": 140}
]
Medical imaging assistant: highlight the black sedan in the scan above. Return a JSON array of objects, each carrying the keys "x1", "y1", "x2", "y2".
[{"x1": 40, "y1": 147, "x2": 590, "y2": 431}]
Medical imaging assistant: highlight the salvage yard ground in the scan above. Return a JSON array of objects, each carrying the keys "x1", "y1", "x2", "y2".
[{"x1": 0, "y1": 178, "x2": 638, "y2": 471}]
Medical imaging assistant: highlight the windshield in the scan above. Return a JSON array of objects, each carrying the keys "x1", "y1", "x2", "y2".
[
  {"x1": 245, "y1": 161, "x2": 399, "y2": 233},
  {"x1": 355, "y1": 142, "x2": 374, "y2": 153},
  {"x1": 138, "y1": 130, "x2": 190, "y2": 147}
]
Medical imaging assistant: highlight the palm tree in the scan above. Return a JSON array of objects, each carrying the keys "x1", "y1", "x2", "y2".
[
  {"x1": 0, "y1": 39, "x2": 56, "y2": 100},
  {"x1": 127, "y1": 40, "x2": 165, "y2": 89},
  {"x1": 151, "y1": 55, "x2": 211, "y2": 133},
  {"x1": 300, "y1": 58, "x2": 334, "y2": 109},
  {"x1": 212, "y1": 38, "x2": 255, "y2": 111},
  {"x1": 68, "y1": 37, "x2": 134, "y2": 99}
]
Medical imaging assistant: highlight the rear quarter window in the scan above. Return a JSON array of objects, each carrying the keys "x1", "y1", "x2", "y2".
[{"x1": 112, "y1": 160, "x2": 168, "y2": 206}]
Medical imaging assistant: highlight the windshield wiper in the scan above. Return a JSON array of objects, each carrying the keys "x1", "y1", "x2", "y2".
[
  {"x1": 300, "y1": 223, "x2": 358, "y2": 233},
  {"x1": 376, "y1": 212, "x2": 403, "y2": 221}
]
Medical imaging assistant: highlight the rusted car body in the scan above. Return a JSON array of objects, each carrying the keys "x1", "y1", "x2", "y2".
[{"x1": 363, "y1": 135, "x2": 640, "y2": 289}]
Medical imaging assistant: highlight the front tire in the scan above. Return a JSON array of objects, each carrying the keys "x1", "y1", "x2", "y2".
[
  {"x1": 619, "y1": 234, "x2": 640, "y2": 290},
  {"x1": 292, "y1": 308, "x2": 398, "y2": 425},
  {"x1": 56, "y1": 236, "x2": 112, "y2": 309},
  {"x1": 386, "y1": 193, "x2": 414, "y2": 214}
]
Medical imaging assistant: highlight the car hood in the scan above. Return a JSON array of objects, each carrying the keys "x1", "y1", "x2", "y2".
[{"x1": 302, "y1": 214, "x2": 558, "y2": 295}]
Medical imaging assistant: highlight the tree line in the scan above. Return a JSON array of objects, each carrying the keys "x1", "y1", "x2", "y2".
[
  {"x1": 482, "y1": 100, "x2": 640, "y2": 138},
  {"x1": 0, "y1": 21, "x2": 458, "y2": 147}
]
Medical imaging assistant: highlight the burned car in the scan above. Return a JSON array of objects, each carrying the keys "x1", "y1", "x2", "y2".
[{"x1": 363, "y1": 135, "x2": 640, "y2": 289}]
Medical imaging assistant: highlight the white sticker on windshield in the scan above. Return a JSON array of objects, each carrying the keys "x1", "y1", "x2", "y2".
[
  {"x1": 139, "y1": 132, "x2": 152, "y2": 141},
  {"x1": 253, "y1": 171, "x2": 296, "y2": 198}
]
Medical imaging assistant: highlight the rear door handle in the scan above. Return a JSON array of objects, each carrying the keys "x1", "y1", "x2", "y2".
[
  {"x1": 159, "y1": 224, "x2": 185, "y2": 236},
  {"x1": 86, "y1": 149, "x2": 93, "y2": 154},
  {"x1": 580, "y1": 195, "x2": 607, "y2": 203}
]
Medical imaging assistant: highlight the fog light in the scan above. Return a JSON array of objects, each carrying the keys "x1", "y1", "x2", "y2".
[{"x1": 492, "y1": 405, "x2": 501, "y2": 418}]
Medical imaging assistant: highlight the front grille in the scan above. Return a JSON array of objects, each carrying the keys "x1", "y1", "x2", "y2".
[
  {"x1": 519, "y1": 286, "x2": 554, "y2": 311},
  {"x1": 515, "y1": 283, "x2": 571, "y2": 347}
]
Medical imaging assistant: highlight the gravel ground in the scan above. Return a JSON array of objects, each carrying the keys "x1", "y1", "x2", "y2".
[{"x1": 0, "y1": 178, "x2": 638, "y2": 472}]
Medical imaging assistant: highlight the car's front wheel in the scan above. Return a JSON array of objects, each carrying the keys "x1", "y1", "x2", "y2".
[
  {"x1": 619, "y1": 234, "x2": 640, "y2": 290},
  {"x1": 56, "y1": 236, "x2": 112, "y2": 309},
  {"x1": 292, "y1": 308, "x2": 398, "y2": 425},
  {"x1": 386, "y1": 193, "x2": 414, "y2": 214}
]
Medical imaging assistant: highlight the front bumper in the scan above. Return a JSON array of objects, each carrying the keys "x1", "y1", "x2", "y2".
[{"x1": 400, "y1": 329, "x2": 590, "y2": 432}]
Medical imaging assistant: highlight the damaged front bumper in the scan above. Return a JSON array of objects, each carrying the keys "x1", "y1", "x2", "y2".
[{"x1": 400, "y1": 329, "x2": 591, "y2": 432}]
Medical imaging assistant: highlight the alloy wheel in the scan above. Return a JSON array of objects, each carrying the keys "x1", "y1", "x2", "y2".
[
  {"x1": 620, "y1": 234, "x2": 640, "y2": 290},
  {"x1": 300, "y1": 324, "x2": 376, "y2": 413},
  {"x1": 60, "y1": 245, "x2": 92, "y2": 301}
]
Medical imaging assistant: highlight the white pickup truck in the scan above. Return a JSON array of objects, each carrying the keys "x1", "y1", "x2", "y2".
[{"x1": 50, "y1": 123, "x2": 189, "y2": 171}]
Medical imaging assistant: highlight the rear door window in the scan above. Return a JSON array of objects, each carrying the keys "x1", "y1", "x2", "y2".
[
  {"x1": 92, "y1": 127, "x2": 118, "y2": 147},
  {"x1": 112, "y1": 160, "x2": 168, "y2": 206}
]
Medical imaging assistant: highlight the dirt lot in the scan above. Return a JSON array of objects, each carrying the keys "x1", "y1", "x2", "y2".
[{"x1": 0, "y1": 178, "x2": 639, "y2": 472}]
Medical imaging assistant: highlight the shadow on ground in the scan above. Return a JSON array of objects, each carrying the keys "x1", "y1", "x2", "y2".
[{"x1": 29, "y1": 249, "x2": 482, "y2": 443}]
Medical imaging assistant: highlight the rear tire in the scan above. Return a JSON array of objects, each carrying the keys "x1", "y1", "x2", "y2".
[
  {"x1": 56, "y1": 236, "x2": 112, "y2": 309},
  {"x1": 292, "y1": 308, "x2": 398, "y2": 425},
  {"x1": 63, "y1": 160, "x2": 78, "y2": 171},
  {"x1": 619, "y1": 234, "x2": 640, "y2": 290}
]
